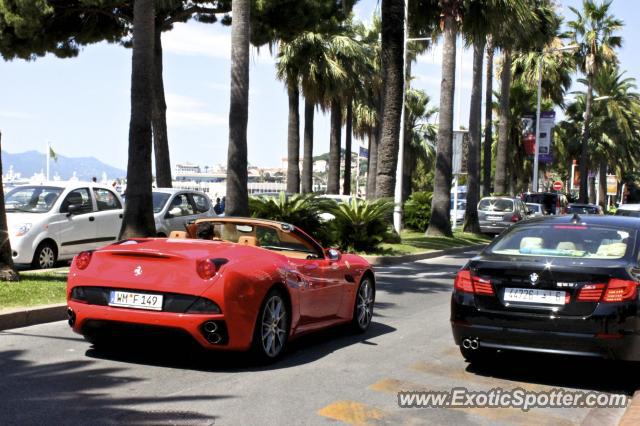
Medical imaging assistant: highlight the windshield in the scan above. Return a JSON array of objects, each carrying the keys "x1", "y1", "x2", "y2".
[
  {"x1": 5, "y1": 186, "x2": 63, "y2": 213},
  {"x1": 153, "y1": 192, "x2": 171, "y2": 213},
  {"x1": 490, "y1": 224, "x2": 632, "y2": 259},
  {"x1": 478, "y1": 198, "x2": 513, "y2": 212}
]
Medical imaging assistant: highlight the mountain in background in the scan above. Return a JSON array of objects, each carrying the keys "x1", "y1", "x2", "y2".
[{"x1": 1, "y1": 150, "x2": 126, "y2": 181}]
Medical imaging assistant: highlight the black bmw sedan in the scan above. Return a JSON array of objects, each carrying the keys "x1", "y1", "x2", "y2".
[{"x1": 451, "y1": 214, "x2": 640, "y2": 363}]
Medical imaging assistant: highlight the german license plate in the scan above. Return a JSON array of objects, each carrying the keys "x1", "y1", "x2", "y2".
[
  {"x1": 503, "y1": 288, "x2": 567, "y2": 305},
  {"x1": 109, "y1": 291, "x2": 163, "y2": 311},
  {"x1": 487, "y1": 216, "x2": 503, "y2": 221}
]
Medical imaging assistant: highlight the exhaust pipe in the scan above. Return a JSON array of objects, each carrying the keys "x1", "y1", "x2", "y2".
[
  {"x1": 203, "y1": 321, "x2": 218, "y2": 333},
  {"x1": 462, "y1": 338, "x2": 480, "y2": 350},
  {"x1": 206, "y1": 333, "x2": 222, "y2": 344}
]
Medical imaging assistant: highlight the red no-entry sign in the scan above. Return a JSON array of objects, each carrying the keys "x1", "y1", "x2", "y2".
[{"x1": 552, "y1": 181, "x2": 563, "y2": 191}]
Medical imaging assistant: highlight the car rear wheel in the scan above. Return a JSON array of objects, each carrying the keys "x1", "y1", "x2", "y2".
[
  {"x1": 32, "y1": 241, "x2": 57, "y2": 269},
  {"x1": 251, "y1": 289, "x2": 289, "y2": 362},
  {"x1": 351, "y1": 276, "x2": 374, "y2": 333}
]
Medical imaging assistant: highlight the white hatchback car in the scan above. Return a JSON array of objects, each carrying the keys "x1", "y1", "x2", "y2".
[
  {"x1": 6, "y1": 182, "x2": 124, "y2": 269},
  {"x1": 153, "y1": 188, "x2": 217, "y2": 236}
]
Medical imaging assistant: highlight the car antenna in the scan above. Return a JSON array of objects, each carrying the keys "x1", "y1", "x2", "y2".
[{"x1": 571, "y1": 213, "x2": 581, "y2": 224}]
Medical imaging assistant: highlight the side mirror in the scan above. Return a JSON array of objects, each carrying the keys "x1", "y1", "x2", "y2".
[
  {"x1": 66, "y1": 204, "x2": 83, "y2": 216},
  {"x1": 327, "y1": 248, "x2": 341, "y2": 261}
]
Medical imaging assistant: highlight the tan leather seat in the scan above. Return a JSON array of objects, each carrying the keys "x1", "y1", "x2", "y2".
[
  {"x1": 238, "y1": 236, "x2": 257, "y2": 246},
  {"x1": 520, "y1": 237, "x2": 543, "y2": 250},
  {"x1": 169, "y1": 231, "x2": 187, "y2": 239}
]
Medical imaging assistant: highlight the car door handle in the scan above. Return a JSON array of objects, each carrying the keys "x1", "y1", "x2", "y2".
[{"x1": 89, "y1": 217, "x2": 95, "y2": 222}]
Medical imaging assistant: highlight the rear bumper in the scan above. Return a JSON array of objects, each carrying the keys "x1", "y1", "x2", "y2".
[
  {"x1": 68, "y1": 300, "x2": 252, "y2": 351},
  {"x1": 479, "y1": 222, "x2": 510, "y2": 234},
  {"x1": 451, "y1": 293, "x2": 640, "y2": 361}
]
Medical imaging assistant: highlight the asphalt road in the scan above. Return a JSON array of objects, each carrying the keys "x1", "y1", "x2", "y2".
[{"x1": 0, "y1": 251, "x2": 637, "y2": 425}]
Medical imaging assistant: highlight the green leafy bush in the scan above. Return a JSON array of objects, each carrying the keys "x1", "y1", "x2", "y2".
[
  {"x1": 403, "y1": 191, "x2": 432, "y2": 232},
  {"x1": 248, "y1": 192, "x2": 334, "y2": 245},
  {"x1": 329, "y1": 198, "x2": 394, "y2": 252}
]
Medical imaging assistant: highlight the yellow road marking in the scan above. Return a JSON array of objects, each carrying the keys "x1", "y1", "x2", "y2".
[
  {"x1": 369, "y1": 377, "x2": 576, "y2": 426},
  {"x1": 317, "y1": 400, "x2": 388, "y2": 425}
]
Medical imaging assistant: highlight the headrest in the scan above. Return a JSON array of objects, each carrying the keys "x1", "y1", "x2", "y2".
[
  {"x1": 238, "y1": 236, "x2": 257, "y2": 246},
  {"x1": 520, "y1": 237, "x2": 543, "y2": 250},
  {"x1": 169, "y1": 231, "x2": 187, "y2": 239}
]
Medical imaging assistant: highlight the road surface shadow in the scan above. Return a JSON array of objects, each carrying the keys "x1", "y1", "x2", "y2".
[
  {"x1": 467, "y1": 350, "x2": 640, "y2": 395},
  {"x1": 0, "y1": 349, "x2": 226, "y2": 425},
  {"x1": 375, "y1": 263, "x2": 460, "y2": 295},
  {"x1": 84, "y1": 321, "x2": 396, "y2": 373}
]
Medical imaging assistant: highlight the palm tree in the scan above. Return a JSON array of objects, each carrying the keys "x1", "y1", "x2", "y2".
[
  {"x1": 119, "y1": 0, "x2": 156, "y2": 239},
  {"x1": 0, "y1": 132, "x2": 19, "y2": 281},
  {"x1": 226, "y1": 0, "x2": 251, "y2": 216},
  {"x1": 375, "y1": 0, "x2": 406, "y2": 198},
  {"x1": 568, "y1": 0, "x2": 622, "y2": 203},
  {"x1": 426, "y1": 0, "x2": 459, "y2": 237},
  {"x1": 483, "y1": 36, "x2": 494, "y2": 196},
  {"x1": 152, "y1": 24, "x2": 172, "y2": 188}
]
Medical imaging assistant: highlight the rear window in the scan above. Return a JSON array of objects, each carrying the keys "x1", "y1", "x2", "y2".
[
  {"x1": 489, "y1": 225, "x2": 633, "y2": 259},
  {"x1": 478, "y1": 199, "x2": 514, "y2": 212},
  {"x1": 567, "y1": 205, "x2": 598, "y2": 214}
]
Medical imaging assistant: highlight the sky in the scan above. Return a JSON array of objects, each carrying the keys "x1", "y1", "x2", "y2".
[{"x1": 0, "y1": 0, "x2": 639, "y2": 175}]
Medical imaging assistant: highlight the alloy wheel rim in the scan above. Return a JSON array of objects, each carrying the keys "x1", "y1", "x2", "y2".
[
  {"x1": 39, "y1": 247, "x2": 55, "y2": 268},
  {"x1": 357, "y1": 280, "x2": 373, "y2": 328},
  {"x1": 261, "y1": 295, "x2": 287, "y2": 357}
]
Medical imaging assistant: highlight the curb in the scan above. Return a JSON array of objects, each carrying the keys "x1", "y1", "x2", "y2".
[
  {"x1": 620, "y1": 391, "x2": 640, "y2": 426},
  {"x1": 362, "y1": 244, "x2": 487, "y2": 266},
  {"x1": 0, "y1": 304, "x2": 67, "y2": 331}
]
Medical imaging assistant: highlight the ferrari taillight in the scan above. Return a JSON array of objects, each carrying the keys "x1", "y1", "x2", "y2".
[
  {"x1": 454, "y1": 270, "x2": 494, "y2": 296},
  {"x1": 196, "y1": 258, "x2": 217, "y2": 280},
  {"x1": 75, "y1": 251, "x2": 92, "y2": 270},
  {"x1": 577, "y1": 280, "x2": 638, "y2": 303}
]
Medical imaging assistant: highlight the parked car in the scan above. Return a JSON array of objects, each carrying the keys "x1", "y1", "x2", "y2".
[
  {"x1": 525, "y1": 202, "x2": 545, "y2": 217},
  {"x1": 615, "y1": 204, "x2": 640, "y2": 218},
  {"x1": 451, "y1": 214, "x2": 640, "y2": 363},
  {"x1": 5, "y1": 182, "x2": 123, "y2": 269},
  {"x1": 153, "y1": 188, "x2": 217, "y2": 236},
  {"x1": 522, "y1": 192, "x2": 569, "y2": 215},
  {"x1": 477, "y1": 197, "x2": 530, "y2": 235},
  {"x1": 67, "y1": 217, "x2": 375, "y2": 361},
  {"x1": 450, "y1": 199, "x2": 467, "y2": 225},
  {"x1": 566, "y1": 203, "x2": 604, "y2": 215}
]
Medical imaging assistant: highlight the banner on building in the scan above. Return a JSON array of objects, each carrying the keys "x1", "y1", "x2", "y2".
[
  {"x1": 452, "y1": 130, "x2": 469, "y2": 174},
  {"x1": 607, "y1": 175, "x2": 618, "y2": 195}
]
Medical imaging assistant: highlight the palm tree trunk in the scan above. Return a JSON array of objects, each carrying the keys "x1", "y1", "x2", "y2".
[
  {"x1": 366, "y1": 128, "x2": 378, "y2": 199},
  {"x1": 375, "y1": 0, "x2": 405, "y2": 198},
  {"x1": 301, "y1": 99, "x2": 314, "y2": 193},
  {"x1": 119, "y1": 0, "x2": 156, "y2": 239},
  {"x1": 152, "y1": 26, "x2": 172, "y2": 188},
  {"x1": 225, "y1": 0, "x2": 250, "y2": 216},
  {"x1": 494, "y1": 49, "x2": 512, "y2": 195},
  {"x1": 482, "y1": 37, "x2": 494, "y2": 196},
  {"x1": 327, "y1": 98, "x2": 342, "y2": 194},
  {"x1": 579, "y1": 79, "x2": 593, "y2": 203},
  {"x1": 286, "y1": 83, "x2": 301, "y2": 193},
  {"x1": 599, "y1": 160, "x2": 607, "y2": 211},
  {"x1": 0, "y1": 132, "x2": 19, "y2": 281},
  {"x1": 402, "y1": 59, "x2": 413, "y2": 203},
  {"x1": 343, "y1": 99, "x2": 353, "y2": 195},
  {"x1": 588, "y1": 176, "x2": 596, "y2": 204},
  {"x1": 426, "y1": 14, "x2": 456, "y2": 237},
  {"x1": 463, "y1": 39, "x2": 484, "y2": 234}
]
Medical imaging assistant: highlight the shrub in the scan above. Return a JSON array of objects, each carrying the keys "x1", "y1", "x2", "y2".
[
  {"x1": 329, "y1": 198, "x2": 394, "y2": 252},
  {"x1": 248, "y1": 192, "x2": 334, "y2": 245},
  {"x1": 403, "y1": 191, "x2": 432, "y2": 232}
]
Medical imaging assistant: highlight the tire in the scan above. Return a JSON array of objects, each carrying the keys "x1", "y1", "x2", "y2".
[
  {"x1": 251, "y1": 289, "x2": 290, "y2": 363},
  {"x1": 351, "y1": 275, "x2": 375, "y2": 333},
  {"x1": 32, "y1": 241, "x2": 57, "y2": 269}
]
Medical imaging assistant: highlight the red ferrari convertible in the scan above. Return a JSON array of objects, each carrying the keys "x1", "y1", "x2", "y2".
[{"x1": 67, "y1": 218, "x2": 375, "y2": 361}]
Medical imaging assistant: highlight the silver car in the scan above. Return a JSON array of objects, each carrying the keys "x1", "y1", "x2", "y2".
[
  {"x1": 153, "y1": 189, "x2": 217, "y2": 236},
  {"x1": 478, "y1": 196, "x2": 529, "y2": 235}
]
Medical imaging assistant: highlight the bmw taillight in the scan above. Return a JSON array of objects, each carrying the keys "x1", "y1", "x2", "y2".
[
  {"x1": 577, "y1": 279, "x2": 638, "y2": 303},
  {"x1": 603, "y1": 279, "x2": 638, "y2": 302},
  {"x1": 454, "y1": 270, "x2": 494, "y2": 296},
  {"x1": 75, "y1": 251, "x2": 93, "y2": 270},
  {"x1": 511, "y1": 214, "x2": 520, "y2": 222},
  {"x1": 196, "y1": 258, "x2": 217, "y2": 280}
]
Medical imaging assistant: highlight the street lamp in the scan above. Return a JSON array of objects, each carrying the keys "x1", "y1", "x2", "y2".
[
  {"x1": 531, "y1": 44, "x2": 579, "y2": 193},
  {"x1": 393, "y1": 0, "x2": 431, "y2": 234}
]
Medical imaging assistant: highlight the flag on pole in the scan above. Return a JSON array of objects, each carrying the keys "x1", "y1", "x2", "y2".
[
  {"x1": 358, "y1": 146, "x2": 369, "y2": 158},
  {"x1": 49, "y1": 145, "x2": 58, "y2": 162}
]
